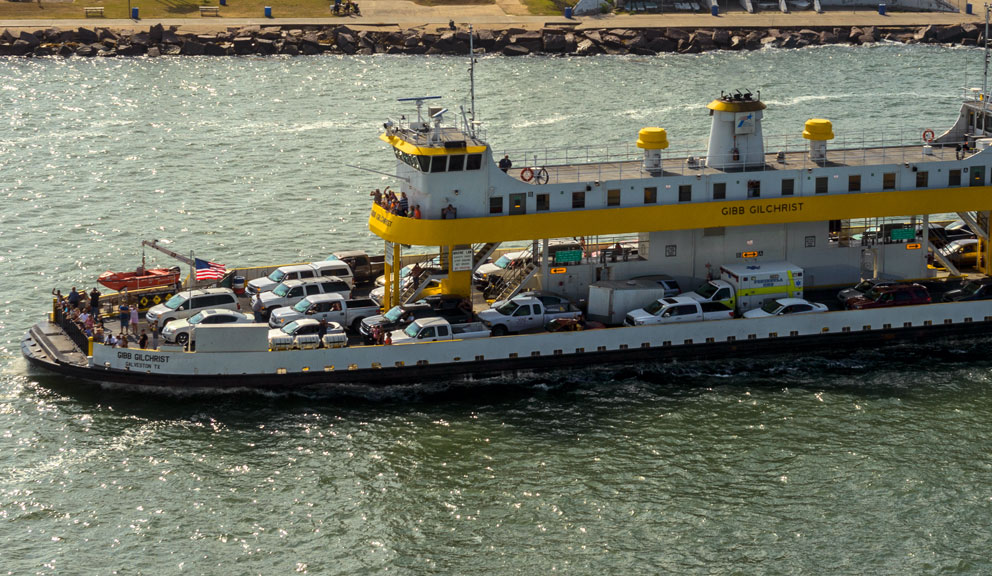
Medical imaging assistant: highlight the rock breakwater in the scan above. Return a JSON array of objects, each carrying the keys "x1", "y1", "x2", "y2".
[{"x1": 0, "y1": 22, "x2": 983, "y2": 57}]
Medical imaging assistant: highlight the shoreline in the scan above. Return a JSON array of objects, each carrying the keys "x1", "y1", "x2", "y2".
[{"x1": 0, "y1": 18, "x2": 983, "y2": 57}]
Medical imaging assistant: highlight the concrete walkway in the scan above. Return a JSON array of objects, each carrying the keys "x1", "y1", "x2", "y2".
[{"x1": 1, "y1": 5, "x2": 987, "y2": 33}]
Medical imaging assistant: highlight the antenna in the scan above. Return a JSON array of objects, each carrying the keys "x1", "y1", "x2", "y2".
[
  {"x1": 985, "y1": 5, "x2": 990, "y2": 102},
  {"x1": 469, "y1": 24, "x2": 477, "y2": 138}
]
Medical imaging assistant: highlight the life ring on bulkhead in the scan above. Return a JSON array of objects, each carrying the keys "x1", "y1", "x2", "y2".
[
  {"x1": 922, "y1": 129, "x2": 936, "y2": 143},
  {"x1": 520, "y1": 167, "x2": 534, "y2": 182}
]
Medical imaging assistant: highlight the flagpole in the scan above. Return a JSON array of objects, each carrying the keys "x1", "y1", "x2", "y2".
[{"x1": 190, "y1": 250, "x2": 195, "y2": 289}]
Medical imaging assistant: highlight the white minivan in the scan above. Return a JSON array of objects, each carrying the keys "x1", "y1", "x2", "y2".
[{"x1": 247, "y1": 261, "x2": 354, "y2": 295}]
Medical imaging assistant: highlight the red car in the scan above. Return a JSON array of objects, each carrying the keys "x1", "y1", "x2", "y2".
[{"x1": 845, "y1": 284, "x2": 931, "y2": 310}]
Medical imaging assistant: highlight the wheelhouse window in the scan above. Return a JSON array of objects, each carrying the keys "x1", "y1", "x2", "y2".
[
  {"x1": 572, "y1": 192, "x2": 585, "y2": 209},
  {"x1": 678, "y1": 185, "x2": 691, "y2": 203},
  {"x1": 430, "y1": 156, "x2": 447, "y2": 173},
  {"x1": 448, "y1": 155, "x2": 465, "y2": 172},
  {"x1": 849, "y1": 174, "x2": 861, "y2": 192},
  {"x1": 781, "y1": 179, "x2": 794, "y2": 196},
  {"x1": 815, "y1": 177, "x2": 828, "y2": 194},
  {"x1": 536, "y1": 193, "x2": 549, "y2": 211},
  {"x1": 916, "y1": 171, "x2": 929, "y2": 188},
  {"x1": 713, "y1": 182, "x2": 726, "y2": 200},
  {"x1": 607, "y1": 189, "x2": 621, "y2": 206},
  {"x1": 644, "y1": 187, "x2": 657, "y2": 204},
  {"x1": 489, "y1": 197, "x2": 503, "y2": 214},
  {"x1": 883, "y1": 172, "x2": 896, "y2": 190},
  {"x1": 466, "y1": 154, "x2": 482, "y2": 170}
]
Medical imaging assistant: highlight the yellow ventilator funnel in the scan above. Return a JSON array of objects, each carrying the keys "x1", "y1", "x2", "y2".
[
  {"x1": 637, "y1": 127, "x2": 669, "y2": 150},
  {"x1": 803, "y1": 119, "x2": 834, "y2": 141}
]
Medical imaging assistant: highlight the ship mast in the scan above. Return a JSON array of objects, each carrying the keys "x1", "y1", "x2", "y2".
[
  {"x1": 469, "y1": 24, "x2": 477, "y2": 138},
  {"x1": 985, "y1": 4, "x2": 990, "y2": 100}
]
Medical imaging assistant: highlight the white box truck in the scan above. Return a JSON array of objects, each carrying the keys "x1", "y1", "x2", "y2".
[{"x1": 586, "y1": 275, "x2": 682, "y2": 325}]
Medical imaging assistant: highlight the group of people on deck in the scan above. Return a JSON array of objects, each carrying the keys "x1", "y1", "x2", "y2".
[
  {"x1": 371, "y1": 186, "x2": 422, "y2": 219},
  {"x1": 54, "y1": 286, "x2": 152, "y2": 349}
]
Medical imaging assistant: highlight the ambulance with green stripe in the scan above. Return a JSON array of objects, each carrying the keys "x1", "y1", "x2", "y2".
[{"x1": 683, "y1": 262, "x2": 804, "y2": 316}]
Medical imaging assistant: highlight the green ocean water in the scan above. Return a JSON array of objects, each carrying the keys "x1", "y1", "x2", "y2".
[{"x1": 2, "y1": 45, "x2": 992, "y2": 574}]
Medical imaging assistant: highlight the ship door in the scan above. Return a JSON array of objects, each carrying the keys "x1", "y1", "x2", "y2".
[
  {"x1": 509, "y1": 194, "x2": 526, "y2": 215},
  {"x1": 970, "y1": 166, "x2": 986, "y2": 186}
]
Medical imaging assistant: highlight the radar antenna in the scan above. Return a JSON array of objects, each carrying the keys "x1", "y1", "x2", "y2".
[{"x1": 397, "y1": 96, "x2": 442, "y2": 124}]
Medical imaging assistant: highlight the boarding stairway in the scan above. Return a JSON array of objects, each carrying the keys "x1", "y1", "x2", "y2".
[
  {"x1": 488, "y1": 261, "x2": 539, "y2": 302},
  {"x1": 926, "y1": 211, "x2": 990, "y2": 276},
  {"x1": 473, "y1": 242, "x2": 500, "y2": 268}
]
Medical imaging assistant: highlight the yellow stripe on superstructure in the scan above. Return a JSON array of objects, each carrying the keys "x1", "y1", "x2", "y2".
[
  {"x1": 380, "y1": 133, "x2": 488, "y2": 156},
  {"x1": 369, "y1": 186, "x2": 992, "y2": 245}
]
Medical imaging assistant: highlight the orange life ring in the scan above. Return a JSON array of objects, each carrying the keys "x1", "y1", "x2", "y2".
[
  {"x1": 922, "y1": 129, "x2": 935, "y2": 143},
  {"x1": 520, "y1": 167, "x2": 534, "y2": 182}
]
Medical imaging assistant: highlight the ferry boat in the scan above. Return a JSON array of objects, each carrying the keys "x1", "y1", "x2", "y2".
[{"x1": 20, "y1": 45, "x2": 992, "y2": 390}]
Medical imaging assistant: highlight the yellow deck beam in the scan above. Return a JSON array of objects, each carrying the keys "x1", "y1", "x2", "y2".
[{"x1": 369, "y1": 186, "x2": 992, "y2": 246}]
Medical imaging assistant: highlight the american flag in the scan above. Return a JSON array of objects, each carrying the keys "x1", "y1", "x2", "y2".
[{"x1": 194, "y1": 258, "x2": 226, "y2": 281}]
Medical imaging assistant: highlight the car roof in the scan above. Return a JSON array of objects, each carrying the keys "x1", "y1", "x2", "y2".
[
  {"x1": 302, "y1": 293, "x2": 346, "y2": 302},
  {"x1": 277, "y1": 264, "x2": 315, "y2": 273},
  {"x1": 181, "y1": 287, "x2": 236, "y2": 296},
  {"x1": 281, "y1": 276, "x2": 345, "y2": 287},
  {"x1": 198, "y1": 308, "x2": 246, "y2": 317},
  {"x1": 771, "y1": 298, "x2": 810, "y2": 306}
]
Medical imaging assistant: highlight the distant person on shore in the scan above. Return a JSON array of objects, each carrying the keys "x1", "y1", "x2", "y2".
[{"x1": 499, "y1": 155, "x2": 512, "y2": 173}]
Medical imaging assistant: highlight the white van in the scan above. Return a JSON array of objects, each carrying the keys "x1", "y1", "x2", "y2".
[{"x1": 247, "y1": 261, "x2": 355, "y2": 295}]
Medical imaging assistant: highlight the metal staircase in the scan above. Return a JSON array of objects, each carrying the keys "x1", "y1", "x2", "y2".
[
  {"x1": 489, "y1": 262, "x2": 538, "y2": 302},
  {"x1": 473, "y1": 242, "x2": 500, "y2": 268}
]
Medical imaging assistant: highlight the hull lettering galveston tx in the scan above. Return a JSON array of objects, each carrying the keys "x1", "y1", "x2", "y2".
[{"x1": 20, "y1": 22, "x2": 992, "y2": 390}]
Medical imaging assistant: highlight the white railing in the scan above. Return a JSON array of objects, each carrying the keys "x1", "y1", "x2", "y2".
[{"x1": 498, "y1": 126, "x2": 963, "y2": 184}]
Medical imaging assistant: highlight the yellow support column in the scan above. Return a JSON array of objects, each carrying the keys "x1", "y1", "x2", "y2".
[
  {"x1": 440, "y1": 244, "x2": 474, "y2": 298},
  {"x1": 383, "y1": 241, "x2": 403, "y2": 310}
]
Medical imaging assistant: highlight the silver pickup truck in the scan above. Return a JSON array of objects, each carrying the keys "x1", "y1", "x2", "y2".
[
  {"x1": 268, "y1": 293, "x2": 380, "y2": 332},
  {"x1": 389, "y1": 317, "x2": 490, "y2": 344}
]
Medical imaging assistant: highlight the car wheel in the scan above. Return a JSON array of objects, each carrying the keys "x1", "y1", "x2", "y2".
[
  {"x1": 491, "y1": 325, "x2": 508, "y2": 337},
  {"x1": 176, "y1": 333, "x2": 189, "y2": 345}
]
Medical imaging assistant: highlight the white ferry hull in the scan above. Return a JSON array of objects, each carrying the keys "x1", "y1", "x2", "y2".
[{"x1": 22, "y1": 301, "x2": 992, "y2": 390}]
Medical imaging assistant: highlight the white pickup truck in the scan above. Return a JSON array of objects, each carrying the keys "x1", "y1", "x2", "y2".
[
  {"x1": 268, "y1": 293, "x2": 380, "y2": 332},
  {"x1": 477, "y1": 294, "x2": 582, "y2": 336},
  {"x1": 268, "y1": 318, "x2": 347, "y2": 350},
  {"x1": 389, "y1": 317, "x2": 490, "y2": 344},
  {"x1": 624, "y1": 296, "x2": 734, "y2": 326}
]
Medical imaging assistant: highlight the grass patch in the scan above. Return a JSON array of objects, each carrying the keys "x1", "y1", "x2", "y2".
[{"x1": 519, "y1": 0, "x2": 566, "y2": 15}]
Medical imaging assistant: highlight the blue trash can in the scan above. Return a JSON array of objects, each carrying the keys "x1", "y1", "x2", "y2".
[
  {"x1": 967, "y1": 2, "x2": 973, "y2": 14},
  {"x1": 264, "y1": 5, "x2": 272, "y2": 17},
  {"x1": 878, "y1": 3, "x2": 885, "y2": 14},
  {"x1": 131, "y1": 6, "x2": 139, "y2": 18},
  {"x1": 219, "y1": 0, "x2": 226, "y2": 5},
  {"x1": 710, "y1": 4, "x2": 718, "y2": 15},
  {"x1": 564, "y1": 6, "x2": 573, "y2": 17}
]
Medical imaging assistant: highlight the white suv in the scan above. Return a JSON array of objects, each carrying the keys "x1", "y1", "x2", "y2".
[
  {"x1": 145, "y1": 288, "x2": 240, "y2": 330},
  {"x1": 247, "y1": 261, "x2": 355, "y2": 295},
  {"x1": 250, "y1": 277, "x2": 351, "y2": 319}
]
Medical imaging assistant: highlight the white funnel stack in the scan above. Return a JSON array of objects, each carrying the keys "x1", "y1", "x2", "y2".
[{"x1": 705, "y1": 92, "x2": 766, "y2": 170}]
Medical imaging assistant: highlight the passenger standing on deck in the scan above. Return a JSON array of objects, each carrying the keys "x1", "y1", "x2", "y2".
[
  {"x1": 447, "y1": 204, "x2": 457, "y2": 219},
  {"x1": 413, "y1": 205, "x2": 422, "y2": 219},
  {"x1": 139, "y1": 330, "x2": 148, "y2": 350},
  {"x1": 411, "y1": 262, "x2": 423, "y2": 290},
  {"x1": 252, "y1": 296, "x2": 263, "y2": 323},
  {"x1": 371, "y1": 188, "x2": 383, "y2": 206},
  {"x1": 68, "y1": 287, "x2": 80, "y2": 309},
  {"x1": 89, "y1": 287, "x2": 101, "y2": 316},
  {"x1": 398, "y1": 192, "x2": 409, "y2": 217},
  {"x1": 499, "y1": 155, "x2": 512, "y2": 173},
  {"x1": 129, "y1": 304, "x2": 139, "y2": 337},
  {"x1": 318, "y1": 318, "x2": 328, "y2": 347},
  {"x1": 151, "y1": 325, "x2": 159, "y2": 350},
  {"x1": 119, "y1": 302, "x2": 130, "y2": 337}
]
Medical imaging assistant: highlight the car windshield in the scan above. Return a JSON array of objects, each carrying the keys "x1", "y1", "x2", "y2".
[
  {"x1": 292, "y1": 298, "x2": 312, "y2": 313},
  {"x1": 496, "y1": 301, "x2": 520, "y2": 315},
  {"x1": 187, "y1": 312, "x2": 207, "y2": 324},
  {"x1": 694, "y1": 282, "x2": 719, "y2": 299},
  {"x1": 644, "y1": 300, "x2": 666, "y2": 315},
  {"x1": 273, "y1": 284, "x2": 291, "y2": 297},
  {"x1": 493, "y1": 255, "x2": 513, "y2": 269},
  {"x1": 384, "y1": 306, "x2": 405, "y2": 322},
  {"x1": 403, "y1": 323, "x2": 421, "y2": 338},
  {"x1": 759, "y1": 300, "x2": 785, "y2": 314},
  {"x1": 268, "y1": 269, "x2": 286, "y2": 283},
  {"x1": 281, "y1": 321, "x2": 300, "y2": 334},
  {"x1": 164, "y1": 294, "x2": 188, "y2": 310}
]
